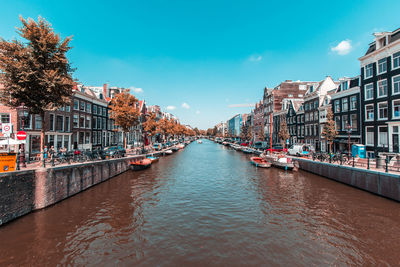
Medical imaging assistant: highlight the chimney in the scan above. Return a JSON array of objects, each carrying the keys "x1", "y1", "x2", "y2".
[{"x1": 103, "y1": 83, "x2": 108, "y2": 98}]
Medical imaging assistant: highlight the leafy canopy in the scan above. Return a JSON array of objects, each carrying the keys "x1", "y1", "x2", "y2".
[{"x1": 109, "y1": 91, "x2": 140, "y2": 132}]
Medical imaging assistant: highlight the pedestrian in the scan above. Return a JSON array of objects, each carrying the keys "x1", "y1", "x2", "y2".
[{"x1": 44, "y1": 145, "x2": 48, "y2": 160}]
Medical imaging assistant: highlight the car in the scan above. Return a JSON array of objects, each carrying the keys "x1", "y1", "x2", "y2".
[
  {"x1": 253, "y1": 141, "x2": 268, "y2": 150},
  {"x1": 153, "y1": 143, "x2": 162, "y2": 151},
  {"x1": 240, "y1": 142, "x2": 249, "y2": 147},
  {"x1": 104, "y1": 146, "x2": 126, "y2": 158},
  {"x1": 287, "y1": 144, "x2": 315, "y2": 156}
]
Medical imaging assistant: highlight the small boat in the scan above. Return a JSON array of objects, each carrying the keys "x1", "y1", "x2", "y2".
[
  {"x1": 250, "y1": 157, "x2": 271, "y2": 168},
  {"x1": 177, "y1": 144, "x2": 185, "y2": 149},
  {"x1": 171, "y1": 146, "x2": 179, "y2": 152},
  {"x1": 197, "y1": 140, "x2": 203, "y2": 144},
  {"x1": 146, "y1": 156, "x2": 159, "y2": 163},
  {"x1": 164, "y1": 149, "x2": 173, "y2": 155},
  {"x1": 263, "y1": 154, "x2": 294, "y2": 170},
  {"x1": 242, "y1": 148, "x2": 253, "y2": 154},
  {"x1": 130, "y1": 158, "x2": 152, "y2": 171}
]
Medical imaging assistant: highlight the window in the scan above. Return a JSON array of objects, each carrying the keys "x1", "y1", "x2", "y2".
[
  {"x1": 73, "y1": 114, "x2": 78, "y2": 128},
  {"x1": 79, "y1": 132, "x2": 84, "y2": 144},
  {"x1": 334, "y1": 100, "x2": 340, "y2": 113},
  {"x1": 35, "y1": 115, "x2": 42, "y2": 129},
  {"x1": 309, "y1": 85, "x2": 314, "y2": 93},
  {"x1": 79, "y1": 116, "x2": 85, "y2": 128},
  {"x1": 86, "y1": 116, "x2": 91, "y2": 129},
  {"x1": 378, "y1": 58, "x2": 387, "y2": 74},
  {"x1": 102, "y1": 107, "x2": 106, "y2": 116},
  {"x1": 377, "y1": 79, "x2": 387, "y2": 97},
  {"x1": 314, "y1": 100, "x2": 318, "y2": 108},
  {"x1": 366, "y1": 127, "x2": 374, "y2": 146},
  {"x1": 56, "y1": 115, "x2": 64, "y2": 131},
  {"x1": 350, "y1": 96, "x2": 357, "y2": 110},
  {"x1": 86, "y1": 103, "x2": 91, "y2": 113},
  {"x1": 350, "y1": 114, "x2": 357, "y2": 131},
  {"x1": 310, "y1": 112, "x2": 313, "y2": 121},
  {"x1": 49, "y1": 114, "x2": 55, "y2": 131},
  {"x1": 65, "y1": 116, "x2": 70, "y2": 132},
  {"x1": 365, "y1": 105, "x2": 374, "y2": 121},
  {"x1": 342, "y1": 115, "x2": 348, "y2": 130},
  {"x1": 393, "y1": 100, "x2": 400, "y2": 118},
  {"x1": 378, "y1": 102, "x2": 388, "y2": 120},
  {"x1": 93, "y1": 105, "x2": 97, "y2": 114},
  {"x1": 0, "y1": 114, "x2": 10, "y2": 129},
  {"x1": 335, "y1": 116, "x2": 341, "y2": 130},
  {"x1": 85, "y1": 132, "x2": 90, "y2": 144},
  {"x1": 365, "y1": 63, "x2": 373, "y2": 79},
  {"x1": 66, "y1": 105, "x2": 71, "y2": 112},
  {"x1": 73, "y1": 99, "x2": 79, "y2": 110},
  {"x1": 393, "y1": 52, "x2": 400, "y2": 70},
  {"x1": 341, "y1": 81, "x2": 348, "y2": 91},
  {"x1": 393, "y1": 75, "x2": 400, "y2": 95},
  {"x1": 314, "y1": 111, "x2": 318, "y2": 121},
  {"x1": 378, "y1": 126, "x2": 388, "y2": 147},
  {"x1": 93, "y1": 117, "x2": 97, "y2": 129},
  {"x1": 80, "y1": 101, "x2": 85, "y2": 111},
  {"x1": 365, "y1": 83, "x2": 373, "y2": 100},
  {"x1": 342, "y1": 98, "x2": 348, "y2": 111}
]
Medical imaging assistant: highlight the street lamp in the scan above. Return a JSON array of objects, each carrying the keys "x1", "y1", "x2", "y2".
[{"x1": 346, "y1": 123, "x2": 352, "y2": 158}]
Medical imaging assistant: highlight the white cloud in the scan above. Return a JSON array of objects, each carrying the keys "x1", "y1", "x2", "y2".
[
  {"x1": 182, "y1": 102, "x2": 190, "y2": 109},
  {"x1": 130, "y1": 86, "x2": 144, "y2": 94},
  {"x1": 196, "y1": 110, "x2": 200, "y2": 114},
  {"x1": 331, "y1": 40, "x2": 352, "y2": 55},
  {"x1": 228, "y1": 103, "x2": 255, "y2": 108},
  {"x1": 166, "y1": 105, "x2": 176, "y2": 110},
  {"x1": 248, "y1": 55, "x2": 262, "y2": 62}
]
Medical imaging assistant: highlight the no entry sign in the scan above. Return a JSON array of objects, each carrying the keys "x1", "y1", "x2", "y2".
[{"x1": 16, "y1": 131, "x2": 27, "y2": 140}]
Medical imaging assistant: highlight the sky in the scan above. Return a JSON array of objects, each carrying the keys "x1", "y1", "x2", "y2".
[{"x1": 0, "y1": 0, "x2": 399, "y2": 129}]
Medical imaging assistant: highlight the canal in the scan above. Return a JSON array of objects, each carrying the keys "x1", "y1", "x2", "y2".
[{"x1": 1, "y1": 140, "x2": 400, "y2": 266}]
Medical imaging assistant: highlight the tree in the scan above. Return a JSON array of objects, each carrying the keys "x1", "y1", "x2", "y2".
[
  {"x1": 278, "y1": 119, "x2": 290, "y2": 149},
  {"x1": 247, "y1": 126, "x2": 253, "y2": 142},
  {"x1": 321, "y1": 109, "x2": 337, "y2": 153},
  {"x1": 0, "y1": 16, "x2": 75, "y2": 154},
  {"x1": 258, "y1": 125, "x2": 265, "y2": 141},
  {"x1": 142, "y1": 112, "x2": 159, "y2": 144},
  {"x1": 109, "y1": 91, "x2": 140, "y2": 148}
]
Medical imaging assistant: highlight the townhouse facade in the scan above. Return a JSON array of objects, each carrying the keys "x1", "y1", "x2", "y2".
[
  {"x1": 359, "y1": 29, "x2": 400, "y2": 156},
  {"x1": 253, "y1": 101, "x2": 264, "y2": 141},
  {"x1": 331, "y1": 77, "x2": 361, "y2": 153},
  {"x1": 228, "y1": 114, "x2": 242, "y2": 137}
]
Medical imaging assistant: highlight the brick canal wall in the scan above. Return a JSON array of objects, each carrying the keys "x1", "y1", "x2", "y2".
[
  {"x1": 0, "y1": 155, "x2": 144, "y2": 226},
  {"x1": 295, "y1": 158, "x2": 400, "y2": 202}
]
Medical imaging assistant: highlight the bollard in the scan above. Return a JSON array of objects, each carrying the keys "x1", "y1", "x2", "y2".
[
  {"x1": 352, "y1": 156, "x2": 355, "y2": 167},
  {"x1": 340, "y1": 154, "x2": 343, "y2": 165},
  {"x1": 329, "y1": 154, "x2": 332, "y2": 164},
  {"x1": 367, "y1": 157, "x2": 370, "y2": 170},
  {"x1": 386, "y1": 156, "x2": 389, "y2": 173},
  {"x1": 16, "y1": 149, "x2": 20, "y2": 171},
  {"x1": 42, "y1": 151, "x2": 46, "y2": 168}
]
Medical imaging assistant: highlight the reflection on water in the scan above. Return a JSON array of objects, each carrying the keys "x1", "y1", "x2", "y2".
[{"x1": 1, "y1": 140, "x2": 400, "y2": 266}]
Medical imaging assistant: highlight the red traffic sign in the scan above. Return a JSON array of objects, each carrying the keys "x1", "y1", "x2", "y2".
[{"x1": 16, "y1": 131, "x2": 27, "y2": 140}]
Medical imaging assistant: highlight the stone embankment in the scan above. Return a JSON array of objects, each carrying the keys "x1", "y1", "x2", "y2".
[
  {"x1": 0, "y1": 154, "x2": 158, "y2": 226},
  {"x1": 295, "y1": 158, "x2": 400, "y2": 202}
]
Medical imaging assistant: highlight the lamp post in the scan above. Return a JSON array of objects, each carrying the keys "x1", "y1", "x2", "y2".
[
  {"x1": 17, "y1": 105, "x2": 27, "y2": 168},
  {"x1": 346, "y1": 123, "x2": 352, "y2": 158}
]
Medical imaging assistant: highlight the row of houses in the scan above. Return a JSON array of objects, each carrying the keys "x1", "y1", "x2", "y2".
[
  {"x1": 215, "y1": 27, "x2": 400, "y2": 158},
  {"x1": 0, "y1": 83, "x2": 179, "y2": 158}
]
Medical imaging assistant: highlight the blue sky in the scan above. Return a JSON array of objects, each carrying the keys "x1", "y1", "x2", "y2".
[{"x1": 1, "y1": 0, "x2": 399, "y2": 129}]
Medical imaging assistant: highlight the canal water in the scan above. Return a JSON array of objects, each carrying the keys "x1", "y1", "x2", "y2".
[{"x1": 1, "y1": 140, "x2": 400, "y2": 266}]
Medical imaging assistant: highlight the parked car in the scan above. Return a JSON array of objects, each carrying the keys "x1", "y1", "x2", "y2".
[
  {"x1": 240, "y1": 142, "x2": 249, "y2": 147},
  {"x1": 287, "y1": 144, "x2": 315, "y2": 156},
  {"x1": 104, "y1": 146, "x2": 126, "y2": 158},
  {"x1": 253, "y1": 141, "x2": 268, "y2": 150},
  {"x1": 153, "y1": 143, "x2": 162, "y2": 151}
]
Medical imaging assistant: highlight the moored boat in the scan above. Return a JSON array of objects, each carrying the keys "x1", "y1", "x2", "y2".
[
  {"x1": 164, "y1": 149, "x2": 173, "y2": 155},
  {"x1": 250, "y1": 157, "x2": 271, "y2": 168},
  {"x1": 130, "y1": 158, "x2": 152, "y2": 171},
  {"x1": 146, "y1": 156, "x2": 159, "y2": 163},
  {"x1": 263, "y1": 154, "x2": 294, "y2": 170},
  {"x1": 242, "y1": 148, "x2": 253, "y2": 154},
  {"x1": 197, "y1": 140, "x2": 203, "y2": 144}
]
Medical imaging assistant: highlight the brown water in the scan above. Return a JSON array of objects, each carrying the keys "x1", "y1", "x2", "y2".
[{"x1": 1, "y1": 140, "x2": 400, "y2": 266}]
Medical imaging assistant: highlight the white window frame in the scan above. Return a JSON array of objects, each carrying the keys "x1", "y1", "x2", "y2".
[
  {"x1": 392, "y1": 74, "x2": 400, "y2": 96},
  {"x1": 342, "y1": 98, "x2": 348, "y2": 112},
  {"x1": 350, "y1": 96, "x2": 357, "y2": 110},
  {"x1": 377, "y1": 58, "x2": 387, "y2": 74},
  {"x1": 364, "y1": 63, "x2": 374, "y2": 79},
  {"x1": 366, "y1": 126, "x2": 374, "y2": 146},
  {"x1": 365, "y1": 104, "x2": 374, "y2": 121},
  {"x1": 378, "y1": 126, "x2": 388, "y2": 147},
  {"x1": 393, "y1": 52, "x2": 400, "y2": 71},
  {"x1": 364, "y1": 83, "x2": 374, "y2": 100},
  {"x1": 377, "y1": 79, "x2": 388, "y2": 98},
  {"x1": 49, "y1": 113, "x2": 55, "y2": 131},
  {"x1": 392, "y1": 99, "x2": 400, "y2": 119},
  {"x1": 377, "y1": 101, "x2": 388, "y2": 120}
]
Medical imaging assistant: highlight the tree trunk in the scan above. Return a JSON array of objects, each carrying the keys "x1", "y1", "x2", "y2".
[
  {"x1": 124, "y1": 132, "x2": 127, "y2": 149},
  {"x1": 40, "y1": 113, "x2": 45, "y2": 160}
]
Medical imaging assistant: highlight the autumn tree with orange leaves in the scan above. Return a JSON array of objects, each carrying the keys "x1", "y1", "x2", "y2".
[
  {"x1": 109, "y1": 91, "x2": 140, "y2": 148},
  {"x1": 142, "y1": 112, "x2": 159, "y2": 144},
  {"x1": 0, "y1": 16, "x2": 75, "y2": 154}
]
